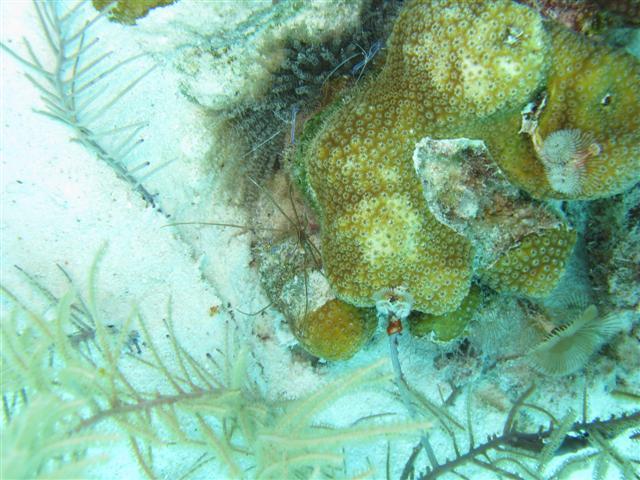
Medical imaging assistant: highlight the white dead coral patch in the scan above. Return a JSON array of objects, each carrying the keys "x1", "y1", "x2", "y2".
[{"x1": 129, "y1": 0, "x2": 366, "y2": 111}]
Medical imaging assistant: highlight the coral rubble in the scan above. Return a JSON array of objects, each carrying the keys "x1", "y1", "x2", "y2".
[{"x1": 586, "y1": 185, "x2": 640, "y2": 310}]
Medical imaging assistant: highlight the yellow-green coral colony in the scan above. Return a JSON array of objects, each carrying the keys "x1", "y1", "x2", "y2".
[
  {"x1": 287, "y1": 0, "x2": 638, "y2": 358},
  {"x1": 486, "y1": 22, "x2": 640, "y2": 200},
  {"x1": 294, "y1": 299, "x2": 377, "y2": 361}
]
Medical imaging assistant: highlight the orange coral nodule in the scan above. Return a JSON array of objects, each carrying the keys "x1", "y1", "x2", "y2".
[
  {"x1": 93, "y1": 0, "x2": 176, "y2": 25},
  {"x1": 294, "y1": 299, "x2": 377, "y2": 361}
]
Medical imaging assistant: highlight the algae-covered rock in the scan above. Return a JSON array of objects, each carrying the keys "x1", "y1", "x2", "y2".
[
  {"x1": 412, "y1": 136, "x2": 569, "y2": 272},
  {"x1": 93, "y1": 0, "x2": 176, "y2": 24},
  {"x1": 480, "y1": 227, "x2": 577, "y2": 297},
  {"x1": 586, "y1": 185, "x2": 640, "y2": 310}
]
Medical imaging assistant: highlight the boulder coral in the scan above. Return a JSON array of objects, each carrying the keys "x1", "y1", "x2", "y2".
[
  {"x1": 298, "y1": 0, "x2": 590, "y2": 315},
  {"x1": 288, "y1": 0, "x2": 638, "y2": 357}
]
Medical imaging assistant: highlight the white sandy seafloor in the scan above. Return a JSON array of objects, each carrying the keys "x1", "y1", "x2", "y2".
[{"x1": 1, "y1": 1, "x2": 639, "y2": 479}]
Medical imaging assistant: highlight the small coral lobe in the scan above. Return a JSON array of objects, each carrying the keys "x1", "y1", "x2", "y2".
[
  {"x1": 409, "y1": 285, "x2": 482, "y2": 342},
  {"x1": 294, "y1": 299, "x2": 377, "y2": 361},
  {"x1": 480, "y1": 227, "x2": 577, "y2": 297},
  {"x1": 539, "y1": 24, "x2": 640, "y2": 199}
]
